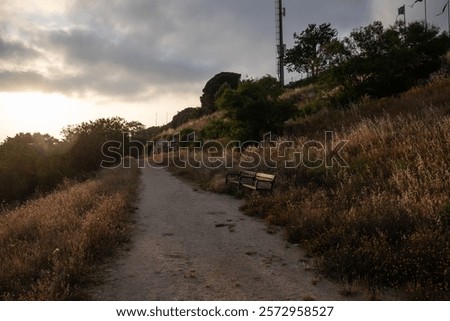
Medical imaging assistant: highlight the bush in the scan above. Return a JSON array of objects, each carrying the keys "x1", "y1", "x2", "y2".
[
  {"x1": 200, "y1": 119, "x2": 234, "y2": 140},
  {"x1": 217, "y1": 75, "x2": 296, "y2": 141}
]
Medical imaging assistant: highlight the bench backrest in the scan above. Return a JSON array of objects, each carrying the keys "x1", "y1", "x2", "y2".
[
  {"x1": 239, "y1": 170, "x2": 257, "y2": 178},
  {"x1": 255, "y1": 172, "x2": 276, "y2": 182}
]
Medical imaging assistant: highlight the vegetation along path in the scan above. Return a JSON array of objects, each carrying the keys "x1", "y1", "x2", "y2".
[{"x1": 88, "y1": 164, "x2": 358, "y2": 300}]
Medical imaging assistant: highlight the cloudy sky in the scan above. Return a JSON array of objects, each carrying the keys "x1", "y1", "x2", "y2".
[{"x1": 0, "y1": 0, "x2": 448, "y2": 141}]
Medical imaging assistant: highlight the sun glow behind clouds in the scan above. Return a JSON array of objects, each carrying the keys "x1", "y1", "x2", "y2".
[
  {"x1": 3, "y1": 0, "x2": 67, "y2": 15},
  {"x1": 0, "y1": 92, "x2": 106, "y2": 140},
  {"x1": 0, "y1": 91, "x2": 200, "y2": 142}
]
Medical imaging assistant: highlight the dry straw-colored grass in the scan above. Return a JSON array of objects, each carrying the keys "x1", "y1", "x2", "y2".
[
  {"x1": 285, "y1": 77, "x2": 450, "y2": 139},
  {"x1": 244, "y1": 91, "x2": 450, "y2": 299},
  {"x1": 0, "y1": 159, "x2": 140, "y2": 300},
  {"x1": 155, "y1": 112, "x2": 224, "y2": 140}
]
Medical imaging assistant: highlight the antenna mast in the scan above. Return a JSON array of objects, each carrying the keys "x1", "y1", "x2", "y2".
[{"x1": 275, "y1": 0, "x2": 286, "y2": 86}]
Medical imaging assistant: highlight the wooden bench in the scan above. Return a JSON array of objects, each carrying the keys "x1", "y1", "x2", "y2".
[{"x1": 226, "y1": 170, "x2": 276, "y2": 192}]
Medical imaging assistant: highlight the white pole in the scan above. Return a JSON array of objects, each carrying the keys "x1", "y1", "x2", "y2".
[{"x1": 405, "y1": 7, "x2": 407, "y2": 25}]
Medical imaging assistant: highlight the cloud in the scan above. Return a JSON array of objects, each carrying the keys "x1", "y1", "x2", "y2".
[
  {"x1": 0, "y1": 71, "x2": 48, "y2": 92},
  {"x1": 284, "y1": 0, "x2": 373, "y2": 38},
  {"x1": 65, "y1": 0, "x2": 275, "y2": 72},
  {"x1": 3, "y1": 0, "x2": 443, "y2": 104},
  {"x1": 1, "y1": 0, "x2": 273, "y2": 100},
  {"x1": 0, "y1": 37, "x2": 39, "y2": 63}
]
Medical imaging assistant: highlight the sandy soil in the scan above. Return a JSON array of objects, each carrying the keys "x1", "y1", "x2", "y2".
[{"x1": 86, "y1": 165, "x2": 360, "y2": 301}]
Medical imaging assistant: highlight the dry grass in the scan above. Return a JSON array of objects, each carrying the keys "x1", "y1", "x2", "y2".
[
  {"x1": 0, "y1": 159, "x2": 140, "y2": 300},
  {"x1": 285, "y1": 77, "x2": 450, "y2": 139},
  {"x1": 243, "y1": 105, "x2": 450, "y2": 299},
  {"x1": 154, "y1": 112, "x2": 224, "y2": 140},
  {"x1": 280, "y1": 84, "x2": 317, "y2": 104}
]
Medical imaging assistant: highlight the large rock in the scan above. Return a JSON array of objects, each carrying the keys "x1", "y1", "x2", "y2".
[{"x1": 200, "y1": 72, "x2": 241, "y2": 114}]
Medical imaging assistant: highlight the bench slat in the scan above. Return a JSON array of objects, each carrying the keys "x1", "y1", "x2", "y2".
[
  {"x1": 240, "y1": 170, "x2": 257, "y2": 178},
  {"x1": 241, "y1": 183, "x2": 257, "y2": 190},
  {"x1": 255, "y1": 173, "x2": 275, "y2": 181}
]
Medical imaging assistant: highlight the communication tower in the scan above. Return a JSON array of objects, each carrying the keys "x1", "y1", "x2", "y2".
[{"x1": 275, "y1": 0, "x2": 286, "y2": 86}]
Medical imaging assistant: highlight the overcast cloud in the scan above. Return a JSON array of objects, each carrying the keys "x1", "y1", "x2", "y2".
[{"x1": 0, "y1": 0, "x2": 449, "y2": 137}]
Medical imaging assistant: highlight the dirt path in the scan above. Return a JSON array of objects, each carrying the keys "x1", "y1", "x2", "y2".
[{"x1": 87, "y1": 165, "x2": 355, "y2": 300}]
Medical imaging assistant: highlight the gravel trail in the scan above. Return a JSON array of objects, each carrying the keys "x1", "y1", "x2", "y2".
[{"x1": 87, "y1": 165, "x2": 355, "y2": 300}]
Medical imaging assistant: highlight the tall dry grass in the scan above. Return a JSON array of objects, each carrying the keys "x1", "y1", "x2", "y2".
[
  {"x1": 285, "y1": 77, "x2": 450, "y2": 139},
  {"x1": 245, "y1": 107, "x2": 449, "y2": 298},
  {"x1": 0, "y1": 159, "x2": 140, "y2": 300},
  {"x1": 154, "y1": 112, "x2": 224, "y2": 141}
]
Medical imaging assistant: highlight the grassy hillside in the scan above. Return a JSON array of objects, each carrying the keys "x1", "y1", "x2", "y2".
[
  {"x1": 0, "y1": 161, "x2": 140, "y2": 300},
  {"x1": 166, "y1": 77, "x2": 450, "y2": 299}
]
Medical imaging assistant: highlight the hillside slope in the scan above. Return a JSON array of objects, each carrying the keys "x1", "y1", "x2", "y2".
[{"x1": 166, "y1": 77, "x2": 450, "y2": 300}]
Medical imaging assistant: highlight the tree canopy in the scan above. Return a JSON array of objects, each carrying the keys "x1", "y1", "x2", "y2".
[
  {"x1": 285, "y1": 23, "x2": 340, "y2": 77},
  {"x1": 216, "y1": 75, "x2": 295, "y2": 142},
  {"x1": 0, "y1": 133, "x2": 64, "y2": 203},
  {"x1": 335, "y1": 21, "x2": 450, "y2": 100},
  {"x1": 285, "y1": 21, "x2": 450, "y2": 102},
  {"x1": 0, "y1": 117, "x2": 145, "y2": 204},
  {"x1": 62, "y1": 117, "x2": 145, "y2": 172}
]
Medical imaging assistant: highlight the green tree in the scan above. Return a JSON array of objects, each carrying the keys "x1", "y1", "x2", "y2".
[
  {"x1": 216, "y1": 76, "x2": 295, "y2": 142},
  {"x1": 333, "y1": 21, "x2": 450, "y2": 101},
  {"x1": 402, "y1": 22, "x2": 450, "y2": 81},
  {"x1": 62, "y1": 117, "x2": 145, "y2": 172},
  {"x1": 285, "y1": 23, "x2": 340, "y2": 77},
  {"x1": 0, "y1": 133, "x2": 64, "y2": 202},
  {"x1": 0, "y1": 118, "x2": 145, "y2": 204}
]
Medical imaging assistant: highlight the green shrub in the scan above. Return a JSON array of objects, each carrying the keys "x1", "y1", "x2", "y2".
[{"x1": 200, "y1": 119, "x2": 233, "y2": 140}]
